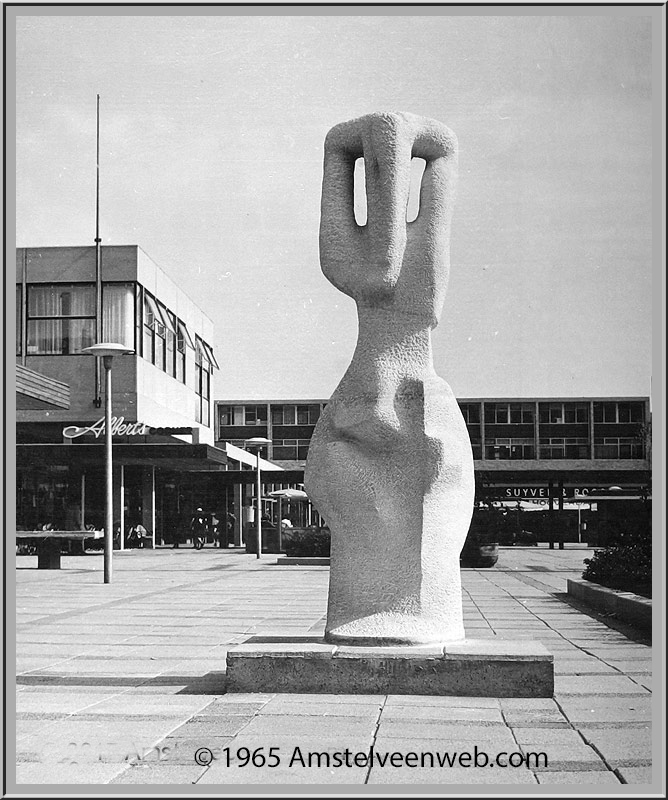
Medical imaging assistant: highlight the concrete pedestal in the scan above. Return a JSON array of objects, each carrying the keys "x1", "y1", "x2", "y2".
[{"x1": 226, "y1": 635, "x2": 554, "y2": 697}]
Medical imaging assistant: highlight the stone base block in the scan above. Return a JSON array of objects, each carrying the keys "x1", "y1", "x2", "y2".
[{"x1": 226, "y1": 636, "x2": 554, "y2": 697}]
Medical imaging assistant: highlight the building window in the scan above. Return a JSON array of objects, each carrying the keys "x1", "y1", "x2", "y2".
[
  {"x1": 195, "y1": 337, "x2": 216, "y2": 427},
  {"x1": 594, "y1": 437, "x2": 643, "y2": 459},
  {"x1": 218, "y1": 405, "x2": 234, "y2": 427},
  {"x1": 140, "y1": 289, "x2": 193, "y2": 383},
  {"x1": 272, "y1": 405, "x2": 295, "y2": 425},
  {"x1": 244, "y1": 405, "x2": 268, "y2": 426},
  {"x1": 165, "y1": 311, "x2": 176, "y2": 378},
  {"x1": 26, "y1": 283, "x2": 95, "y2": 355},
  {"x1": 593, "y1": 402, "x2": 617, "y2": 423},
  {"x1": 273, "y1": 439, "x2": 311, "y2": 460},
  {"x1": 564, "y1": 402, "x2": 589, "y2": 424},
  {"x1": 175, "y1": 319, "x2": 191, "y2": 384},
  {"x1": 142, "y1": 292, "x2": 155, "y2": 363},
  {"x1": 102, "y1": 283, "x2": 135, "y2": 349},
  {"x1": 488, "y1": 403, "x2": 534, "y2": 424},
  {"x1": 459, "y1": 403, "x2": 481, "y2": 424},
  {"x1": 16, "y1": 285, "x2": 22, "y2": 356},
  {"x1": 538, "y1": 403, "x2": 566, "y2": 424},
  {"x1": 593, "y1": 401, "x2": 645, "y2": 424},
  {"x1": 484, "y1": 438, "x2": 535, "y2": 460},
  {"x1": 272, "y1": 405, "x2": 320, "y2": 425},
  {"x1": 142, "y1": 292, "x2": 168, "y2": 371}
]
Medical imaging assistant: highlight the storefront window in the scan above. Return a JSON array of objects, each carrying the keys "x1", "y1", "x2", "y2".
[{"x1": 27, "y1": 284, "x2": 95, "y2": 355}]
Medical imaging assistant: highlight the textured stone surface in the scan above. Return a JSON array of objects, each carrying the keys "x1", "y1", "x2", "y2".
[
  {"x1": 305, "y1": 112, "x2": 474, "y2": 645},
  {"x1": 226, "y1": 640, "x2": 554, "y2": 697}
]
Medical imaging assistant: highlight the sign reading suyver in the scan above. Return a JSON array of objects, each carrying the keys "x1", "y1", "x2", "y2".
[{"x1": 63, "y1": 417, "x2": 193, "y2": 439}]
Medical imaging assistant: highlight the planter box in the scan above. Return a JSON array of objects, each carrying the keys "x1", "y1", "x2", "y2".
[{"x1": 567, "y1": 579, "x2": 652, "y2": 631}]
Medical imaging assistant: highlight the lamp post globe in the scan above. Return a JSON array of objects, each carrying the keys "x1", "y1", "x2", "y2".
[{"x1": 81, "y1": 343, "x2": 133, "y2": 584}]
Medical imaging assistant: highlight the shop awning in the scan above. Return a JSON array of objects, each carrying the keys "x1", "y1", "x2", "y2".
[
  {"x1": 16, "y1": 442, "x2": 231, "y2": 472},
  {"x1": 16, "y1": 364, "x2": 70, "y2": 410}
]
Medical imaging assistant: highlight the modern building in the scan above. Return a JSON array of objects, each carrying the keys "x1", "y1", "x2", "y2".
[
  {"x1": 215, "y1": 397, "x2": 652, "y2": 541},
  {"x1": 15, "y1": 245, "x2": 286, "y2": 547}
]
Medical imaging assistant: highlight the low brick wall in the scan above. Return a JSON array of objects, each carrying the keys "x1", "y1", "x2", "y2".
[{"x1": 567, "y1": 579, "x2": 652, "y2": 631}]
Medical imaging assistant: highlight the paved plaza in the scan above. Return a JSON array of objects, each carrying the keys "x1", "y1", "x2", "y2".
[{"x1": 13, "y1": 544, "x2": 654, "y2": 788}]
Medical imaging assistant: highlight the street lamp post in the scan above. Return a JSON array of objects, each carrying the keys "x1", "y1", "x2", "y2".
[
  {"x1": 82, "y1": 343, "x2": 133, "y2": 583},
  {"x1": 245, "y1": 437, "x2": 271, "y2": 560}
]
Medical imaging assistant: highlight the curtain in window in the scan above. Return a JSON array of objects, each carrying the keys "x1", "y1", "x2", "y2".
[
  {"x1": 16, "y1": 286, "x2": 22, "y2": 355},
  {"x1": 29, "y1": 285, "x2": 95, "y2": 316},
  {"x1": 103, "y1": 284, "x2": 135, "y2": 347}
]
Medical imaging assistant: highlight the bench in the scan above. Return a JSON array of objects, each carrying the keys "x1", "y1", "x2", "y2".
[{"x1": 16, "y1": 530, "x2": 104, "y2": 569}]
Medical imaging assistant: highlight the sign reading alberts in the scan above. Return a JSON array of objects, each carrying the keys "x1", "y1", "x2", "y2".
[{"x1": 63, "y1": 417, "x2": 193, "y2": 439}]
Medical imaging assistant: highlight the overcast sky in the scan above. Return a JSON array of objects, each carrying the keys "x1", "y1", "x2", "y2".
[{"x1": 14, "y1": 12, "x2": 654, "y2": 401}]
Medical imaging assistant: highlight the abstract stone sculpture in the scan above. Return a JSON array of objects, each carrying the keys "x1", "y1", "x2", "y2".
[{"x1": 305, "y1": 112, "x2": 475, "y2": 646}]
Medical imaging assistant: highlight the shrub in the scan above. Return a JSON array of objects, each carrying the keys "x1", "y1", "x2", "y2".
[
  {"x1": 282, "y1": 526, "x2": 331, "y2": 558},
  {"x1": 582, "y1": 535, "x2": 651, "y2": 598}
]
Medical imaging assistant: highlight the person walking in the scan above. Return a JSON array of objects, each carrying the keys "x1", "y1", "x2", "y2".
[{"x1": 190, "y1": 508, "x2": 208, "y2": 550}]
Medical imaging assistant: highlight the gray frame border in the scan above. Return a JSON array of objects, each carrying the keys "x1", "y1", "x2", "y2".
[{"x1": 4, "y1": 3, "x2": 665, "y2": 798}]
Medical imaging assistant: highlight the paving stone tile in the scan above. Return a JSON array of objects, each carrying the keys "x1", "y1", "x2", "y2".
[
  {"x1": 502, "y1": 709, "x2": 569, "y2": 728},
  {"x1": 603, "y1": 660, "x2": 652, "y2": 673},
  {"x1": 194, "y1": 700, "x2": 268, "y2": 716},
  {"x1": 110, "y1": 764, "x2": 208, "y2": 783},
  {"x1": 615, "y1": 765, "x2": 653, "y2": 784},
  {"x1": 259, "y1": 701, "x2": 381, "y2": 718},
  {"x1": 580, "y1": 727, "x2": 652, "y2": 765},
  {"x1": 554, "y1": 660, "x2": 619, "y2": 675},
  {"x1": 174, "y1": 715, "x2": 259, "y2": 738},
  {"x1": 519, "y1": 742, "x2": 604, "y2": 767},
  {"x1": 375, "y1": 724, "x2": 517, "y2": 745},
  {"x1": 536, "y1": 770, "x2": 620, "y2": 784},
  {"x1": 385, "y1": 696, "x2": 500, "y2": 708},
  {"x1": 198, "y1": 758, "x2": 368, "y2": 784},
  {"x1": 512, "y1": 728, "x2": 588, "y2": 745},
  {"x1": 15, "y1": 762, "x2": 127, "y2": 784},
  {"x1": 78, "y1": 694, "x2": 214, "y2": 717},
  {"x1": 237, "y1": 714, "x2": 376, "y2": 738},
  {"x1": 558, "y1": 696, "x2": 653, "y2": 724},
  {"x1": 554, "y1": 675, "x2": 650, "y2": 695},
  {"x1": 150, "y1": 736, "x2": 236, "y2": 765},
  {"x1": 499, "y1": 698, "x2": 561, "y2": 710},
  {"x1": 16, "y1": 691, "x2": 120, "y2": 715},
  {"x1": 367, "y1": 765, "x2": 538, "y2": 784},
  {"x1": 379, "y1": 706, "x2": 504, "y2": 724},
  {"x1": 17, "y1": 718, "x2": 190, "y2": 764}
]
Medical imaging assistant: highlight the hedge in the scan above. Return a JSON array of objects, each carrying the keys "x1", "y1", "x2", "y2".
[
  {"x1": 282, "y1": 526, "x2": 331, "y2": 558},
  {"x1": 582, "y1": 529, "x2": 651, "y2": 598}
]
